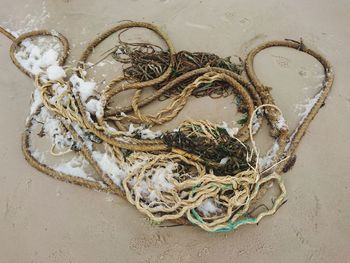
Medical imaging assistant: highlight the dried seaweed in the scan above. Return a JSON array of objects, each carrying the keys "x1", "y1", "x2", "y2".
[
  {"x1": 162, "y1": 125, "x2": 256, "y2": 176},
  {"x1": 110, "y1": 36, "x2": 244, "y2": 99}
]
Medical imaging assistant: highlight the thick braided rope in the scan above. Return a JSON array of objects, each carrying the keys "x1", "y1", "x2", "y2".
[
  {"x1": 22, "y1": 106, "x2": 110, "y2": 192},
  {"x1": 245, "y1": 40, "x2": 334, "y2": 173},
  {"x1": 7, "y1": 30, "x2": 113, "y2": 192},
  {"x1": 9, "y1": 30, "x2": 69, "y2": 79}
]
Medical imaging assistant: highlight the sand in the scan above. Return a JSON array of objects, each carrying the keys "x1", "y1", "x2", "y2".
[{"x1": 0, "y1": 0, "x2": 350, "y2": 262}]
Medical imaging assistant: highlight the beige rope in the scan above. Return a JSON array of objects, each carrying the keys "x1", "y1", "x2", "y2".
[
  {"x1": 245, "y1": 39, "x2": 334, "y2": 173},
  {"x1": 0, "y1": 22, "x2": 333, "y2": 231}
]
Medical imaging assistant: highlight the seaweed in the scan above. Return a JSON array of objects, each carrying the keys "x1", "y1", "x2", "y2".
[{"x1": 162, "y1": 123, "x2": 256, "y2": 176}]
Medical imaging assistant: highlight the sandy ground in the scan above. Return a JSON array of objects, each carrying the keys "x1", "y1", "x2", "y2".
[{"x1": 1, "y1": 0, "x2": 350, "y2": 262}]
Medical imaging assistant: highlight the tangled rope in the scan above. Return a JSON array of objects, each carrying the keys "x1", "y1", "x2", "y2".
[{"x1": 0, "y1": 22, "x2": 334, "y2": 232}]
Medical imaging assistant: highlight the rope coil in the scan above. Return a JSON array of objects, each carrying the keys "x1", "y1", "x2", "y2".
[{"x1": 0, "y1": 21, "x2": 333, "y2": 232}]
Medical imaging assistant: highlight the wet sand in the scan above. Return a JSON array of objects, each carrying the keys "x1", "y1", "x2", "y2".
[{"x1": 0, "y1": 0, "x2": 350, "y2": 262}]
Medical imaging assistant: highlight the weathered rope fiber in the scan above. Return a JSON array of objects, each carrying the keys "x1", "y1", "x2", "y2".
[
  {"x1": 0, "y1": 21, "x2": 333, "y2": 232},
  {"x1": 245, "y1": 39, "x2": 334, "y2": 173}
]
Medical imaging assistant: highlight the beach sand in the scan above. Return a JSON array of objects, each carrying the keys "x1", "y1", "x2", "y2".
[{"x1": 0, "y1": 0, "x2": 349, "y2": 262}]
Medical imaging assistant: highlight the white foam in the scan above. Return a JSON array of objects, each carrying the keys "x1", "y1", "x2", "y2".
[
  {"x1": 92, "y1": 151, "x2": 127, "y2": 187},
  {"x1": 218, "y1": 121, "x2": 239, "y2": 138},
  {"x1": 197, "y1": 198, "x2": 222, "y2": 217},
  {"x1": 70, "y1": 74, "x2": 96, "y2": 102},
  {"x1": 47, "y1": 65, "x2": 65, "y2": 80},
  {"x1": 55, "y1": 155, "x2": 92, "y2": 180},
  {"x1": 14, "y1": 39, "x2": 60, "y2": 75}
]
